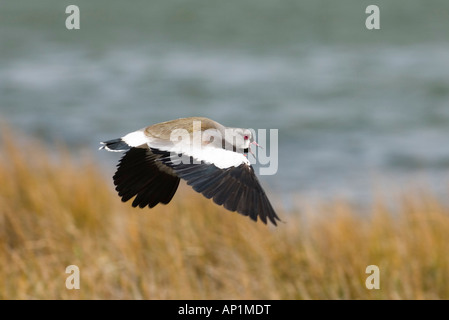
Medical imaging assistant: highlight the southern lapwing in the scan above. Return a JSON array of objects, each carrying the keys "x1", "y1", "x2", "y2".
[{"x1": 100, "y1": 117, "x2": 280, "y2": 225}]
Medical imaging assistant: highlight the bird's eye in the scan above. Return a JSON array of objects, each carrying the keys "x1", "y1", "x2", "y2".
[{"x1": 244, "y1": 135, "x2": 249, "y2": 140}]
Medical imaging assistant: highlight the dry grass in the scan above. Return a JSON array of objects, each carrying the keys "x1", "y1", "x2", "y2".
[{"x1": 1, "y1": 128, "x2": 449, "y2": 299}]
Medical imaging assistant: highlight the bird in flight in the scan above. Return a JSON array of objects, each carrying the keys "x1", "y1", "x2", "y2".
[{"x1": 100, "y1": 117, "x2": 280, "y2": 225}]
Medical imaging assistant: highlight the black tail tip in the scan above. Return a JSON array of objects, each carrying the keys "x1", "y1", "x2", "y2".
[{"x1": 99, "y1": 138, "x2": 131, "y2": 152}]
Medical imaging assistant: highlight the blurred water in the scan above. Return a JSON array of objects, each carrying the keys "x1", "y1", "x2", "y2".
[{"x1": 1, "y1": 0, "x2": 449, "y2": 206}]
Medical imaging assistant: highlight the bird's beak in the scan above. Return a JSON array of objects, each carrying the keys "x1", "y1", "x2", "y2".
[
  {"x1": 248, "y1": 140, "x2": 263, "y2": 158},
  {"x1": 251, "y1": 140, "x2": 263, "y2": 149}
]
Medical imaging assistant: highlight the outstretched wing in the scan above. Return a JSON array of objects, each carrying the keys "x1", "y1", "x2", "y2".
[
  {"x1": 152, "y1": 148, "x2": 281, "y2": 225},
  {"x1": 113, "y1": 147, "x2": 180, "y2": 208}
]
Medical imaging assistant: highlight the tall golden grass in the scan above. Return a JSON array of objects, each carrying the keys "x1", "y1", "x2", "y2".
[{"x1": 1, "y1": 128, "x2": 449, "y2": 300}]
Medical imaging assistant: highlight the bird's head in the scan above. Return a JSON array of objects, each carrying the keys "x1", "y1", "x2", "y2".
[{"x1": 225, "y1": 128, "x2": 261, "y2": 155}]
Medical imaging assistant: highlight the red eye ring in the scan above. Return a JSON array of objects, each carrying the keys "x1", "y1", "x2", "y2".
[{"x1": 244, "y1": 135, "x2": 249, "y2": 140}]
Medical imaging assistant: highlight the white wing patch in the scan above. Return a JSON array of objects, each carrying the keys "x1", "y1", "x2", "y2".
[
  {"x1": 150, "y1": 141, "x2": 250, "y2": 169},
  {"x1": 122, "y1": 129, "x2": 149, "y2": 147},
  {"x1": 186, "y1": 146, "x2": 250, "y2": 169}
]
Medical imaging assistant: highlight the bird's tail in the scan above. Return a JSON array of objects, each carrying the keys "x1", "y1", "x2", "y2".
[{"x1": 99, "y1": 138, "x2": 131, "y2": 152}]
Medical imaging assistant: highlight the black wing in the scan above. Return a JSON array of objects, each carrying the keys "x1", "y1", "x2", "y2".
[
  {"x1": 113, "y1": 147, "x2": 180, "y2": 208},
  {"x1": 154, "y1": 149, "x2": 281, "y2": 225}
]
